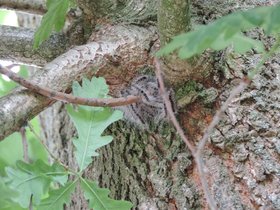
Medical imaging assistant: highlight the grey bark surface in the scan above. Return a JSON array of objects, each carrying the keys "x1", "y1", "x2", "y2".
[
  {"x1": 0, "y1": 25, "x2": 155, "y2": 140},
  {"x1": 0, "y1": 0, "x2": 46, "y2": 14},
  {"x1": 1, "y1": 0, "x2": 280, "y2": 209},
  {"x1": 39, "y1": 1, "x2": 280, "y2": 209},
  {"x1": 0, "y1": 25, "x2": 69, "y2": 66}
]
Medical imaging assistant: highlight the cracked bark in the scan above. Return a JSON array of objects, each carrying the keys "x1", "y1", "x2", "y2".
[
  {"x1": 1, "y1": 0, "x2": 280, "y2": 209},
  {"x1": 0, "y1": 24, "x2": 156, "y2": 140}
]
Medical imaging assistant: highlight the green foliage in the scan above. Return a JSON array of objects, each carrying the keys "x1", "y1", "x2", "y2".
[
  {"x1": 4, "y1": 160, "x2": 67, "y2": 208},
  {"x1": 33, "y1": 0, "x2": 69, "y2": 48},
  {"x1": 157, "y1": 4, "x2": 280, "y2": 58},
  {"x1": 67, "y1": 78, "x2": 123, "y2": 172},
  {"x1": 1, "y1": 76, "x2": 131, "y2": 209},
  {"x1": 0, "y1": 66, "x2": 47, "y2": 176},
  {"x1": 81, "y1": 179, "x2": 133, "y2": 210},
  {"x1": 39, "y1": 181, "x2": 77, "y2": 210},
  {"x1": 0, "y1": 118, "x2": 47, "y2": 175},
  {"x1": 0, "y1": 10, "x2": 10, "y2": 24},
  {"x1": 0, "y1": 178, "x2": 19, "y2": 209},
  {"x1": 2, "y1": 3, "x2": 280, "y2": 209},
  {"x1": 0, "y1": 133, "x2": 25, "y2": 174},
  {"x1": 26, "y1": 123, "x2": 49, "y2": 163}
]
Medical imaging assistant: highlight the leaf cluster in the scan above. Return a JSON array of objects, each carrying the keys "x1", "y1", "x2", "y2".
[
  {"x1": 33, "y1": 0, "x2": 69, "y2": 48},
  {"x1": 157, "y1": 5, "x2": 280, "y2": 58},
  {"x1": 1, "y1": 78, "x2": 132, "y2": 210}
]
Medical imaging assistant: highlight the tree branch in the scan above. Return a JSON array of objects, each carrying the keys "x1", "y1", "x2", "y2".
[
  {"x1": 0, "y1": 0, "x2": 46, "y2": 14},
  {"x1": 157, "y1": 0, "x2": 213, "y2": 86},
  {"x1": 0, "y1": 65, "x2": 140, "y2": 106},
  {"x1": 158, "y1": 0, "x2": 190, "y2": 45},
  {"x1": 0, "y1": 24, "x2": 156, "y2": 140},
  {"x1": 0, "y1": 25, "x2": 69, "y2": 66},
  {"x1": 155, "y1": 58, "x2": 217, "y2": 210}
]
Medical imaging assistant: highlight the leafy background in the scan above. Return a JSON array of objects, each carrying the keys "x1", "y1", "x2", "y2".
[{"x1": 0, "y1": 11, "x2": 47, "y2": 172}]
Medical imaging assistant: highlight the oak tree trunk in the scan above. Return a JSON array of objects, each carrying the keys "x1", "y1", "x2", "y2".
[{"x1": 2, "y1": 0, "x2": 280, "y2": 209}]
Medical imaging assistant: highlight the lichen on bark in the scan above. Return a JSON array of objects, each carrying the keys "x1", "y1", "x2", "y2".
[{"x1": 2, "y1": 0, "x2": 280, "y2": 209}]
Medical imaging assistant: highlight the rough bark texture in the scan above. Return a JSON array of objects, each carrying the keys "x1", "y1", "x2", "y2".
[
  {"x1": 39, "y1": 0, "x2": 280, "y2": 209},
  {"x1": 0, "y1": 25, "x2": 69, "y2": 66},
  {"x1": 0, "y1": 24, "x2": 155, "y2": 140},
  {"x1": 40, "y1": 54, "x2": 280, "y2": 209},
  {"x1": 209, "y1": 50, "x2": 280, "y2": 209},
  {"x1": 41, "y1": 62, "x2": 280, "y2": 209},
  {"x1": 1, "y1": 0, "x2": 280, "y2": 209}
]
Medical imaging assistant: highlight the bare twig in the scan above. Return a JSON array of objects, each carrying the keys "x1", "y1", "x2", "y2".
[
  {"x1": 0, "y1": 65, "x2": 140, "y2": 107},
  {"x1": 29, "y1": 195, "x2": 33, "y2": 210},
  {"x1": 20, "y1": 126, "x2": 29, "y2": 162},
  {"x1": 195, "y1": 81, "x2": 248, "y2": 157},
  {"x1": 155, "y1": 58, "x2": 217, "y2": 210},
  {"x1": 189, "y1": 81, "x2": 248, "y2": 210},
  {"x1": 154, "y1": 60, "x2": 195, "y2": 154},
  {"x1": 154, "y1": 35, "x2": 280, "y2": 210}
]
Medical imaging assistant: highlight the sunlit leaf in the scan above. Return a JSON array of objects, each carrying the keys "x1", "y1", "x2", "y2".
[
  {"x1": 81, "y1": 179, "x2": 133, "y2": 210},
  {"x1": 67, "y1": 78, "x2": 123, "y2": 172},
  {"x1": 39, "y1": 181, "x2": 77, "y2": 210},
  {"x1": 157, "y1": 4, "x2": 280, "y2": 58},
  {"x1": 4, "y1": 160, "x2": 67, "y2": 208},
  {"x1": 33, "y1": 0, "x2": 69, "y2": 48},
  {"x1": 0, "y1": 178, "x2": 19, "y2": 209}
]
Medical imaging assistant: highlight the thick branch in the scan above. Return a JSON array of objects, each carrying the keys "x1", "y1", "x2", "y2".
[
  {"x1": 0, "y1": 0, "x2": 46, "y2": 14},
  {"x1": 0, "y1": 24, "x2": 156, "y2": 140},
  {"x1": 77, "y1": 0, "x2": 157, "y2": 26},
  {"x1": 158, "y1": 0, "x2": 190, "y2": 45},
  {"x1": 0, "y1": 65, "x2": 140, "y2": 106},
  {"x1": 114, "y1": 0, "x2": 157, "y2": 23},
  {"x1": 157, "y1": 0, "x2": 213, "y2": 86},
  {"x1": 0, "y1": 25, "x2": 69, "y2": 66}
]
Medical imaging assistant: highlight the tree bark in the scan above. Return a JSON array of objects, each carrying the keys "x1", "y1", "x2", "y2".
[
  {"x1": 2, "y1": 0, "x2": 280, "y2": 209},
  {"x1": 40, "y1": 1, "x2": 280, "y2": 209},
  {"x1": 0, "y1": 24, "x2": 155, "y2": 140},
  {"x1": 0, "y1": 25, "x2": 69, "y2": 66},
  {"x1": 0, "y1": 0, "x2": 46, "y2": 14}
]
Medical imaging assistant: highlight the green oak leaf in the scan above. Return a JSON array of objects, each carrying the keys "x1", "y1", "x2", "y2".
[
  {"x1": 67, "y1": 77, "x2": 123, "y2": 172},
  {"x1": 81, "y1": 179, "x2": 133, "y2": 210},
  {"x1": 33, "y1": 0, "x2": 69, "y2": 48},
  {"x1": 38, "y1": 180, "x2": 77, "y2": 210},
  {"x1": 4, "y1": 160, "x2": 67, "y2": 208},
  {"x1": 0, "y1": 178, "x2": 19, "y2": 209},
  {"x1": 157, "y1": 4, "x2": 280, "y2": 58}
]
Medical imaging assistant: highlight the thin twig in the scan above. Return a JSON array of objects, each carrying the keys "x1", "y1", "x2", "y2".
[
  {"x1": 28, "y1": 123, "x2": 70, "y2": 171},
  {"x1": 154, "y1": 58, "x2": 217, "y2": 210},
  {"x1": 195, "y1": 81, "x2": 248, "y2": 157},
  {"x1": 154, "y1": 60, "x2": 195, "y2": 154},
  {"x1": 154, "y1": 35, "x2": 280, "y2": 210},
  {"x1": 20, "y1": 126, "x2": 29, "y2": 162},
  {"x1": 192, "y1": 82, "x2": 249, "y2": 210},
  {"x1": 0, "y1": 65, "x2": 140, "y2": 107},
  {"x1": 193, "y1": 84, "x2": 247, "y2": 209},
  {"x1": 29, "y1": 195, "x2": 33, "y2": 210}
]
